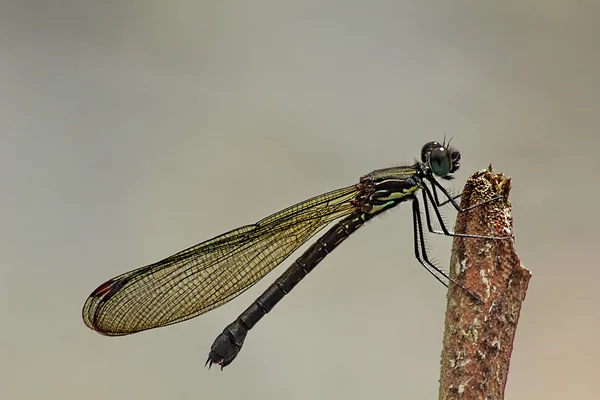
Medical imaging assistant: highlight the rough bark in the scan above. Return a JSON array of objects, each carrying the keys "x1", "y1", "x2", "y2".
[{"x1": 439, "y1": 166, "x2": 531, "y2": 400}]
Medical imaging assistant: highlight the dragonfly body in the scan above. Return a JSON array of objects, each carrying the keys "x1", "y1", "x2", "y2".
[
  {"x1": 83, "y1": 141, "x2": 492, "y2": 368},
  {"x1": 208, "y1": 167, "x2": 421, "y2": 366}
]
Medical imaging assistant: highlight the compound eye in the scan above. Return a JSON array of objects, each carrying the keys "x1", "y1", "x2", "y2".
[
  {"x1": 421, "y1": 141, "x2": 441, "y2": 164},
  {"x1": 429, "y1": 147, "x2": 452, "y2": 177}
]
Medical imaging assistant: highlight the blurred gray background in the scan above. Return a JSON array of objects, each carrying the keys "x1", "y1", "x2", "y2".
[{"x1": 1, "y1": 1, "x2": 598, "y2": 399}]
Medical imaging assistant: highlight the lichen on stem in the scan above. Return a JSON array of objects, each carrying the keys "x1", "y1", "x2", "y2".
[{"x1": 439, "y1": 166, "x2": 531, "y2": 400}]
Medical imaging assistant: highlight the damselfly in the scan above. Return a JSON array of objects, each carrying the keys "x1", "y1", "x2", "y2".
[{"x1": 82, "y1": 140, "x2": 503, "y2": 368}]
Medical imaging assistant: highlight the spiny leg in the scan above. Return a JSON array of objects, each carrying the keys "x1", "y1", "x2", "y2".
[
  {"x1": 431, "y1": 183, "x2": 462, "y2": 207},
  {"x1": 413, "y1": 198, "x2": 483, "y2": 301},
  {"x1": 421, "y1": 182, "x2": 510, "y2": 240},
  {"x1": 430, "y1": 178, "x2": 504, "y2": 213},
  {"x1": 411, "y1": 197, "x2": 448, "y2": 288},
  {"x1": 411, "y1": 197, "x2": 481, "y2": 301}
]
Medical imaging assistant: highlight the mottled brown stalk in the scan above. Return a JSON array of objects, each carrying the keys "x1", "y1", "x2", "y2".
[{"x1": 439, "y1": 166, "x2": 530, "y2": 400}]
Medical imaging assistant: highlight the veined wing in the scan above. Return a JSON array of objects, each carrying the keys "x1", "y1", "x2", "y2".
[{"x1": 83, "y1": 185, "x2": 359, "y2": 335}]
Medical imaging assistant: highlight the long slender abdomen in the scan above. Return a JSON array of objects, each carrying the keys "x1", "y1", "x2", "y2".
[{"x1": 207, "y1": 212, "x2": 365, "y2": 368}]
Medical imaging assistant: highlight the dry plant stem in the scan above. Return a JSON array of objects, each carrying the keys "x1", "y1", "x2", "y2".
[{"x1": 439, "y1": 166, "x2": 531, "y2": 400}]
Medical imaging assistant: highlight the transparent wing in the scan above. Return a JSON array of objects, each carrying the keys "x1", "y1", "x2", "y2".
[{"x1": 83, "y1": 185, "x2": 359, "y2": 335}]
